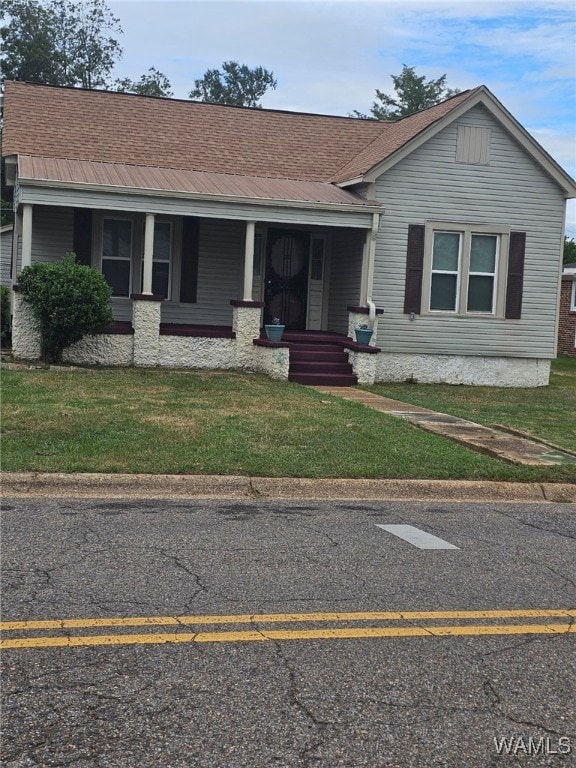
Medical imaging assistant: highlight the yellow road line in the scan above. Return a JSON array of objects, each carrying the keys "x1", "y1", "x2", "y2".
[
  {"x1": 2, "y1": 608, "x2": 576, "y2": 632},
  {"x1": 2, "y1": 623, "x2": 575, "y2": 650}
]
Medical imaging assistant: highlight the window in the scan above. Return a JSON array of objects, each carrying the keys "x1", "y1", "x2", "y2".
[
  {"x1": 423, "y1": 222, "x2": 509, "y2": 316},
  {"x1": 150, "y1": 221, "x2": 172, "y2": 299},
  {"x1": 571, "y1": 280, "x2": 576, "y2": 312},
  {"x1": 102, "y1": 218, "x2": 132, "y2": 297}
]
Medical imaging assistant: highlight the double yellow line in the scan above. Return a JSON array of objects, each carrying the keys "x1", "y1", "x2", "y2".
[{"x1": 2, "y1": 609, "x2": 575, "y2": 650}]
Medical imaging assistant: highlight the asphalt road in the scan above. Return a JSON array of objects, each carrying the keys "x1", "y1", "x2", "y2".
[{"x1": 1, "y1": 497, "x2": 575, "y2": 767}]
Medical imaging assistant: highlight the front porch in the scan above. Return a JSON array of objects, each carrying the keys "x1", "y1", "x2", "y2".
[
  {"x1": 12, "y1": 290, "x2": 383, "y2": 384},
  {"x1": 10, "y1": 199, "x2": 384, "y2": 383}
]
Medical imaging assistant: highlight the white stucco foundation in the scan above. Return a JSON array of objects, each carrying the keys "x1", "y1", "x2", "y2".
[
  {"x1": 233, "y1": 304, "x2": 262, "y2": 367},
  {"x1": 64, "y1": 334, "x2": 134, "y2": 366},
  {"x1": 374, "y1": 353, "x2": 551, "y2": 387},
  {"x1": 347, "y1": 350, "x2": 377, "y2": 385},
  {"x1": 132, "y1": 299, "x2": 161, "y2": 367},
  {"x1": 11, "y1": 291, "x2": 41, "y2": 360},
  {"x1": 159, "y1": 336, "x2": 236, "y2": 369},
  {"x1": 251, "y1": 345, "x2": 290, "y2": 379}
]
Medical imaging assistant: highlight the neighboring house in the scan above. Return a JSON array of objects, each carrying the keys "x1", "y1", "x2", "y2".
[
  {"x1": 3, "y1": 80, "x2": 575, "y2": 385},
  {"x1": 1, "y1": 224, "x2": 14, "y2": 286},
  {"x1": 558, "y1": 263, "x2": 576, "y2": 357}
]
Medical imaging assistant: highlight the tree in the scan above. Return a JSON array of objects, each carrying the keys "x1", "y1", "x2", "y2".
[
  {"x1": 564, "y1": 236, "x2": 576, "y2": 266},
  {"x1": 115, "y1": 67, "x2": 173, "y2": 97},
  {"x1": 190, "y1": 61, "x2": 277, "y2": 108},
  {"x1": 352, "y1": 65, "x2": 460, "y2": 121},
  {"x1": 1, "y1": 0, "x2": 123, "y2": 89},
  {"x1": 17, "y1": 253, "x2": 113, "y2": 363}
]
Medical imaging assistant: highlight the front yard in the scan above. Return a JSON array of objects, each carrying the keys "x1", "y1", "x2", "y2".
[{"x1": 2, "y1": 358, "x2": 575, "y2": 482}]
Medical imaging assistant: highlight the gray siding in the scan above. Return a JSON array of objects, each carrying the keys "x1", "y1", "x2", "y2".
[
  {"x1": 373, "y1": 104, "x2": 566, "y2": 359},
  {"x1": 13, "y1": 206, "x2": 73, "y2": 274},
  {"x1": 1, "y1": 227, "x2": 13, "y2": 285},
  {"x1": 327, "y1": 229, "x2": 365, "y2": 333},
  {"x1": 161, "y1": 218, "x2": 243, "y2": 325}
]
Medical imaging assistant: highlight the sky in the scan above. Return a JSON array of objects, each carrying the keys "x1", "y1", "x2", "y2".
[{"x1": 107, "y1": 0, "x2": 576, "y2": 234}]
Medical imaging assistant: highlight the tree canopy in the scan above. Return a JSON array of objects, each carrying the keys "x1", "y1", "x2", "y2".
[
  {"x1": 1, "y1": 0, "x2": 123, "y2": 89},
  {"x1": 352, "y1": 64, "x2": 460, "y2": 121},
  {"x1": 115, "y1": 67, "x2": 173, "y2": 98},
  {"x1": 1, "y1": 0, "x2": 173, "y2": 94},
  {"x1": 564, "y1": 236, "x2": 576, "y2": 266},
  {"x1": 189, "y1": 61, "x2": 277, "y2": 108}
]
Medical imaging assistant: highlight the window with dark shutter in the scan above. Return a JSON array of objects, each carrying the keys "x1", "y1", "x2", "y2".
[
  {"x1": 404, "y1": 224, "x2": 425, "y2": 314},
  {"x1": 73, "y1": 208, "x2": 92, "y2": 266},
  {"x1": 180, "y1": 217, "x2": 199, "y2": 304},
  {"x1": 505, "y1": 231, "x2": 526, "y2": 319}
]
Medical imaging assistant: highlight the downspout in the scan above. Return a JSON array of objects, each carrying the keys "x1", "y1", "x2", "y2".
[{"x1": 366, "y1": 212, "x2": 380, "y2": 328}]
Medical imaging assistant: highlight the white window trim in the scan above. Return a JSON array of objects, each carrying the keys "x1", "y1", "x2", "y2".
[
  {"x1": 422, "y1": 221, "x2": 510, "y2": 318},
  {"x1": 101, "y1": 216, "x2": 133, "y2": 298},
  {"x1": 571, "y1": 279, "x2": 576, "y2": 312}
]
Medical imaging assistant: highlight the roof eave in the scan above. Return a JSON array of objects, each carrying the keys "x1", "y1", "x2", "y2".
[{"x1": 17, "y1": 177, "x2": 384, "y2": 215}]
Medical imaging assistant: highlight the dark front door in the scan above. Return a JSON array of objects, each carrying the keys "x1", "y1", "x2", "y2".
[{"x1": 264, "y1": 229, "x2": 310, "y2": 329}]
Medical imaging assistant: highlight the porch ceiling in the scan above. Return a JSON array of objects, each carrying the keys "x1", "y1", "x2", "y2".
[{"x1": 17, "y1": 155, "x2": 382, "y2": 213}]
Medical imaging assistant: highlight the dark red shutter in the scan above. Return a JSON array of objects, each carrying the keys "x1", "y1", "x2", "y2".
[
  {"x1": 505, "y1": 231, "x2": 526, "y2": 319},
  {"x1": 404, "y1": 224, "x2": 425, "y2": 314},
  {"x1": 180, "y1": 218, "x2": 199, "y2": 303},
  {"x1": 73, "y1": 208, "x2": 92, "y2": 266}
]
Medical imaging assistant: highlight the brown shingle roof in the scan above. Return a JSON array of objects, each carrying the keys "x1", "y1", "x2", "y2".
[
  {"x1": 3, "y1": 81, "x2": 478, "y2": 185},
  {"x1": 18, "y1": 155, "x2": 381, "y2": 208},
  {"x1": 329, "y1": 89, "x2": 481, "y2": 182}
]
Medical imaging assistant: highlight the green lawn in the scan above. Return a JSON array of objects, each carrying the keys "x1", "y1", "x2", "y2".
[
  {"x1": 366, "y1": 357, "x2": 576, "y2": 455},
  {"x1": 1, "y1": 360, "x2": 575, "y2": 482}
]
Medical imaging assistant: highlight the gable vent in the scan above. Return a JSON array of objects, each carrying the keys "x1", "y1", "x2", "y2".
[{"x1": 456, "y1": 125, "x2": 491, "y2": 165}]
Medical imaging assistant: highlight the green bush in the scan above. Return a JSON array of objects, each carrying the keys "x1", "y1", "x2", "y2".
[
  {"x1": 1, "y1": 285, "x2": 11, "y2": 347},
  {"x1": 18, "y1": 253, "x2": 113, "y2": 363}
]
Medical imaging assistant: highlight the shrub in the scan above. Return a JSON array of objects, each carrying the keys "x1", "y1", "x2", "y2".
[
  {"x1": 1, "y1": 285, "x2": 11, "y2": 347},
  {"x1": 18, "y1": 253, "x2": 113, "y2": 363}
]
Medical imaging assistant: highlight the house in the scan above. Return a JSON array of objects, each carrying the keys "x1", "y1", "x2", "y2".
[
  {"x1": 0, "y1": 224, "x2": 14, "y2": 286},
  {"x1": 3, "y1": 80, "x2": 575, "y2": 386},
  {"x1": 558, "y1": 263, "x2": 576, "y2": 357}
]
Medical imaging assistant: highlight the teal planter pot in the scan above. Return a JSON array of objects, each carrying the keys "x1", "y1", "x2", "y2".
[
  {"x1": 354, "y1": 327, "x2": 373, "y2": 345},
  {"x1": 265, "y1": 324, "x2": 285, "y2": 342}
]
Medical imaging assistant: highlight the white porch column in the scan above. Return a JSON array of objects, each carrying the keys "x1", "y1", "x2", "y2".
[
  {"x1": 360, "y1": 213, "x2": 379, "y2": 305},
  {"x1": 21, "y1": 204, "x2": 33, "y2": 270},
  {"x1": 243, "y1": 220, "x2": 256, "y2": 301},
  {"x1": 142, "y1": 213, "x2": 156, "y2": 294}
]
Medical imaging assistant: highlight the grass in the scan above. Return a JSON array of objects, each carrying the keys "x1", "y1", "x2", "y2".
[
  {"x1": 1, "y1": 359, "x2": 575, "y2": 482},
  {"x1": 366, "y1": 356, "x2": 576, "y2": 456}
]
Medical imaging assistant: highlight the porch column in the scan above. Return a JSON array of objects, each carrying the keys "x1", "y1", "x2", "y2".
[
  {"x1": 359, "y1": 213, "x2": 379, "y2": 306},
  {"x1": 142, "y1": 213, "x2": 156, "y2": 295},
  {"x1": 21, "y1": 204, "x2": 33, "y2": 270},
  {"x1": 243, "y1": 220, "x2": 256, "y2": 301}
]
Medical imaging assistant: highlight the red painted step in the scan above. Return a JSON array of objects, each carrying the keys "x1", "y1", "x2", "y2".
[
  {"x1": 287, "y1": 335, "x2": 358, "y2": 386},
  {"x1": 289, "y1": 372, "x2": 358, "y2": 386}
]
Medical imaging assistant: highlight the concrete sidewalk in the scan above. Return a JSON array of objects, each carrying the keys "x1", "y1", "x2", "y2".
[
  {"x1": 314, "y1": 387, "x2": 576, "y2": 467},
  {"x1": 1, "y1": 472, "x2": 575, "y2": 502}
]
